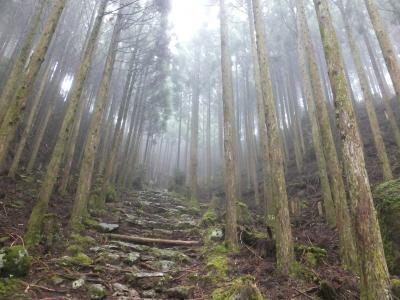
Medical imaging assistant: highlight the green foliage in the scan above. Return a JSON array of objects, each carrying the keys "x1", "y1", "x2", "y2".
[
  {"x1": 201, "y1": 207, "x2": 218, "y2": 227},
  {"x1": 0, "y1": 278, "x2": 23, "y2": 297},
  {"x1": 295, "y1": 244, "x2": 327, "y2": 268},
  {"x1": 211, "y1": 275, "x2": 267, "y2": 300},
  {"x1": 373, "y1": 179, "x2": 400, "y2": 274},
  {"x1": 289, "y1": 261, "x2": 319, "y2": 283},
  {"x1": 236, "y1": 202, "x2": 253, "y2": 225},
  {"x1": 0, "y1": 246, "x2": 32, "y2": 277}
]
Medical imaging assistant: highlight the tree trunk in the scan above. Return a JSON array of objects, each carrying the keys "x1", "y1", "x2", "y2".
[
  {"x1": 0, "y1": 0, "x2": 47, "y2": 124},
  {"x1": 314, "y1": 1, "x2": 391, "y2": 298},
  {"x1": 24, "y1": 0, "x2": 108, "y2": 247},
  {"x1": 0, "y1": 0, "x2": 65, "y2": 169},
  {"x1": 220, "y1": 0, "x2": 238, "y2": 251},
  {"x1": 298, "y1": 0, "x2": 357, "y2": 271},
  {"x1": 252, "y1": 0, "x2": 294, "y2": 275},
  {"x1": 338, "y1": 0, "x2": 392, "y2": 181},
  {"x1": 69, "y1": 11, "x2": 122, "y2": 231},
  {"x1": 364, "y1": 0, "x2": 400, "y2": 106}
]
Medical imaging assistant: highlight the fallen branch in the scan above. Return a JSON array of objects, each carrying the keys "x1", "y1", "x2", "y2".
[{"x1": 108, "y1": 233, "x2": 200, "y2": 246}]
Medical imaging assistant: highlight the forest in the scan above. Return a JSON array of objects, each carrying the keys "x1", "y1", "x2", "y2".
[{"x1": 0, "y1": 0, "x2": 399, "y2": 299}]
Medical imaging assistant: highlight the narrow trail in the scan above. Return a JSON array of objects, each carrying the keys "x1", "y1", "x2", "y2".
[{"x1": 1, "y1": 188, "x2": 204, "y2": 300}]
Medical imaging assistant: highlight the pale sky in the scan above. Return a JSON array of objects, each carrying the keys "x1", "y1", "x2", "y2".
[{"x1": 169, "y1": 0, "x2": 219, "y2": 44}]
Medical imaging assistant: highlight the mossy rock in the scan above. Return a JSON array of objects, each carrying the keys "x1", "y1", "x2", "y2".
[
  {"x1": 0, "y1": 246, "x2": 32, "y2": 277},
  {"x1": 211, "y1": 275, "x2": 267, "y2": 300},
  {"x1": 236, "y1": 202, "x2": 253, "y2": 225},
  {"x1": 373, "y1": 179, "x2": 400, "y2": 275},
  {"x1": 392, "y1": 278, "x2": 400, "y2": 298},
  {"x1": 88, "y1": 283, "x2": 107, "y2": 299}
]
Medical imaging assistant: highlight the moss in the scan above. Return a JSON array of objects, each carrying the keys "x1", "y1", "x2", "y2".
[
  {"x1": 206, "y1": 254, "x2": 228, "y2": 282},
  {"x1": 201, "y1": 207, "x2": 218, "y2": 227},
  {"x1": 211, "y1": 275, "x2": 267, "y2": 300},
  {"x1": 289, "y1": 261, "x2": 318, "y2": 283},
  {"x1": 60, "y1": 253, "x2": 92, "y2": 267},
  {"x1": 88, "y1": 283, "x2": 106, "y2": 299},
  {"x1": 373, "y1": 179, "x2": 400, "y2": 275},
  {"x1": 0, "y1": 246, "x2": 32, "y2": 277},
  {"x1": 69, "y1": 234, "x2": 96, "y2": 249},
  {"x1": 105, "y1": 184, "x2": 117, "y2": 202},
  {"x1": 295, "y1": 244, "x2": 327, "y2": 268},
  {"x1": 84, "y1": 218, "x2": 99, "y2": 228},
  {"x1": 236, "y1": 202, "x2": 253, "y2": 225},
  {"x1": 392, "y1": 278, "x2": 400, "y2": 298},
  {"x1": 0, "y1": 278, "x2": 23, "y2": 297},
  {"x1": 66, "y1": 244, "x2": 83, "y2": 255},
  {"x1": 0, "y1": 237, "x2": 10, "y2": 246}
]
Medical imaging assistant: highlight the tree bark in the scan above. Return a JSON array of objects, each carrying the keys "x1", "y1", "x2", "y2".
[{"x1": 314, "y1": 1, "x2": 391, "y2": 298}]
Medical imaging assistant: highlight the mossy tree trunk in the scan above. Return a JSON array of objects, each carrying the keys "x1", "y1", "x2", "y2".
[
  {"x1": 246, "y1": 0, "x2": 272, "y2": 215},
  {"x1": 219, "y1": 0, "x2": 238, "y2": 251},
  {"x1": 24, "y1": 0, "x2": 108, "y2": 247},
  {"x1": 362, "y1": 28, "x2": 400, "y2": 152},
  {"x1": 69, "y1": 11, "x2": 122, "y2": 231},
  {"x1": 296, "y1": 2, "x2": 335, "y2": 228},
  {"x1": 314, "y1": 0, "x2": 392, "y2": 298},
  {"x1": 363, "y1": 0, "x2": 400, "y2": 106},
  {"x1": 337, "y1": 0, "x2": 392, "y2": 181},
  {"x1": 8, "y1": 62, "x2": 52, "y2": 178},
  {"x1": 0, "y1": 0, "x2": 47, "y2": 124},
  {"x1": 299, "y1": 0, "x2": 357, "y2": 271},
  {"x1": 251, "y1": 0, "x2": 294, "y2": 275},
  {"x1": 0, "y1": 0, "x2": 65, "y2": 169}
]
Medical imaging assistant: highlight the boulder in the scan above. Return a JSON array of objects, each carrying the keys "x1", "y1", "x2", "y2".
[{"x1": 96, "y1": 223, "x2": 119, "y2": 233}]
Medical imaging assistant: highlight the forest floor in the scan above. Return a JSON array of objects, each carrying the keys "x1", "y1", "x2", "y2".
[{"x1": 0, "y1": 175, "x2": 361, "y2": 299}]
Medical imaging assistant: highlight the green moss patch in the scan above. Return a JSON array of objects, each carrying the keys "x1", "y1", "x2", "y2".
[
  {"x1": 236, "y1": 202, "x2": 253, "y2": 225},
  {"x1": 0, "y1": 278, "x2": 24, "y2": 297},
  {"x1": 211, "y1": 275, "x2": 267, "y2": 300},
  {"x1": 295, "y1": 245, "x2": 327, "y2": 268},
  {"x1": 0, "y1": 246, "x2": 32, "y2": 277},
  {"x1": 201, "y1": 207, "x2": 218, "y2": 227},
  {"x1": 373, "y1": 179, "x2": 400, "y2": 275}
]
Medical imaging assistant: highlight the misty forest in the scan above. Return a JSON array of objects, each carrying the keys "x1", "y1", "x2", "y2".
[{"x1": 0, "y1": 0, "x2": 400, "y2": 299}]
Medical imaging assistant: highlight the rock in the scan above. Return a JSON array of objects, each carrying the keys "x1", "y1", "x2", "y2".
[
  {"x1": 0, "y1": 245, "x2": 32, "y2": 277},
  {"x1": 165, "y1": 286, "x2": 194, "y2": 299},
  {"x1": 151, "y1": 260, "x2": 176, "y2": 272},
  {"x1": 112, "y1": 282, "x2": 140, "y2": 298},
  {"x1": 127, "y1": 272, "x2": 165, "y2": 289},
  {"x1": 373, "y1": 179, "x2": 400, "y2": 275},
  {"x1": 96, "y1": 223, "x2": 119, "y2": 233},
  {"x1": 72, "y1": 278, "x2": 85, "y2": 289},
  {"x1": 125, "y1": 252, "x2": 140, "y2": 264},
  {"x1": 208, "y1": 227, "x2": 224, "y2": 241},
  {"x1": 141, "y1": 290, "x2": 156, "y2": 297},
  {"x1": 149, "y1": 247, "x2": 190, "y2": 262},
  {"x1": 111, "y1": 241, "x2": 150, "y2": 252},
  {"x1": 88, "y1": 283, "x2": 107, "y2": 299}
]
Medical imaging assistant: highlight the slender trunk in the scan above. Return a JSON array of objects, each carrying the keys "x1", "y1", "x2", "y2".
[
  {"x1": 364, "y1": 0, "x2": 400, "y2": 106},
  {"x1": 220, "y1": 0, "x2": 238, "y2": 250},
  {"x1": 70, "y1": 11, "x2": 122, "y2": 230},
  {"x1": 0, "y1": 0, "x2": 47, "y2": 123},
  {"x1": 24, "y1": 0, "x2": 108, "y2": 246},
  {"x1": 0, "y1": 0, "x2": 65, "y2": 168},
  {"x1": 363, "y1": 29, "x2": 400, "y2": 151},
  {"x1": 252, "y1": 0, "x2": 294, "y2": 275},
  {"x1": 298, "y1": 0, "x2": 357, "y2": 271},
  {"x1": 314, "y1": 1, "x2": 391, "y2": 298},
  {"x1": 338, "y1": 1, "x2": 392, "y2": 181}
]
